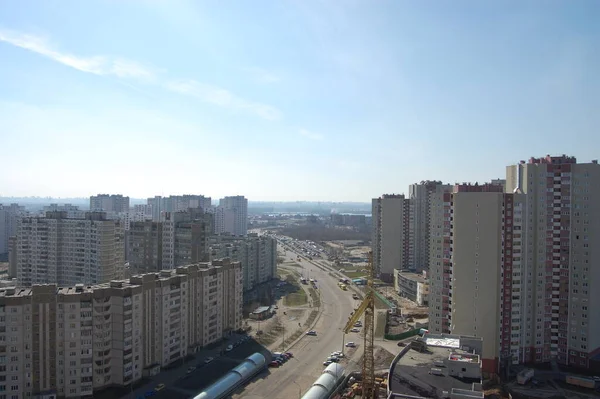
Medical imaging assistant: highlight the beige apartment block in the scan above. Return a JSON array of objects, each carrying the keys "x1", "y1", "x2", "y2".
[
  {"x1": 16, "y1": 211, "x2": 124, "y2": 287},
  {"x1": 0, "y1": 259, "x2": 242, "y2": 398},
  {"x1": 506, "y1": 155, "x2": 600, "y2": 369}
]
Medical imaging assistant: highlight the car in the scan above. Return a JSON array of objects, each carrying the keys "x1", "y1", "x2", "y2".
[
  {"x1": 269, "y1": 361, "x2": 280, "y2": 368},
  {"x1": 397, "y1": 342, "x2": 406, "y2": 347},
  {"x1": 323, "y1": 360, "x2": 332, "y2": 366},
  {"x1": 345, "y1": 342, "x2": 356, "y2": 347},
  {"x1": 186, "y1": 366, "x2": 196, "y2": 374},
  {"x1": 284, "y1": 352, "x2": 293, "y2": 358},
  {"x1": 225, "y1": 344, "x2": 233, "y2": 352},
  {"x1": 354, "y1": 322, "x2": 362, "y2": 327},
  {"x1": 350, "y1": 328, "x2": 360, "y2": 333},
  {"x1": 154, "y1": 383, "x2": 165, "y2": 392},
  {"x1": 204, "y1": 356, "x2": 214, "y2": 364},
  {"x1": 306, "y1": 330, "x2": 317, "y2": 336}
]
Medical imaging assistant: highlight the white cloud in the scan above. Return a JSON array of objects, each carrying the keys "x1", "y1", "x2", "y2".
[
  {"x1": 299, "y1": 128, "x2": 323, "y2": 141},
  {"x1": 0, "y1": 29, "x2": 157, "y2": 81},
  {"x1": 244, "y1": 67, "x2": 281, "y2": 83},
  {"x1": 166, "y1": 79, "x2": 282, "y2": 120}
]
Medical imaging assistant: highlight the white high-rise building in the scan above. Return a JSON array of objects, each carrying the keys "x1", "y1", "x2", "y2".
[
  {"x1": 147, "y1": 195, "x2": 211, "y2": 221},
  {"x1": 215, "y1": 196, "x2": 248, "y2": 236},
  {"x1": 0, "y1": 259, "x2": 242, "y2": 398},
  {"x1": 408, "y1": 181, "x2": 452, "y2": 272},
  {"x1": 372, "y1": 194, "x2": 409, "y2": 283},
  {"x1": 90, "y1": 194, "x2": 130, "y2": 213},
  {"x1": 209, "y1": 233, "x2": 277, "y2": 293},
  {"x1": 0, "y1": 203, "x2": 25, "y2": 255},
  {"x1": 16, "y1": 211, "x2": 124, "y2": 286}
]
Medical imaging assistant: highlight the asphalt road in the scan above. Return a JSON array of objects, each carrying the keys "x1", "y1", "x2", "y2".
[{"x1": 234, "y1": 246, "x2": 359, "y2": 399}]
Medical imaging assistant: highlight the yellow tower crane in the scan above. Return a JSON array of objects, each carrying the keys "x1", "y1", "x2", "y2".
[
  {"x1": 343, "y1": 251, "x2": 377, "y2": 398},
  {"x1": 343, "y1": 252, "x2": 396, "y2": 398}
]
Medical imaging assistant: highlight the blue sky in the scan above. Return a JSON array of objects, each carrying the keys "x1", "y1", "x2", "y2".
[{"x1": 1, "y1": 1, "x2": 599, "y2": 201}]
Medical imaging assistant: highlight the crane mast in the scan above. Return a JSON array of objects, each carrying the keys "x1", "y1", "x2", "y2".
[{"x1": 343, "y1": 251, "x2": 377, "y2": 398}]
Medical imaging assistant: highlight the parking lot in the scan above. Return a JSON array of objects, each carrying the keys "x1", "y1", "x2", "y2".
[
  {"x1": 113, "y1": 333, "x2": 273, "y2": 399},
  {"x1": 145, "y1": 338, "x2": 273, "y2": 398}
]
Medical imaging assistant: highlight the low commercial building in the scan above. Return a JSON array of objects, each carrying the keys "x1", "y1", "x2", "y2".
[
  {"x1": 249, "y1": 305, "x2": 273, "y2": 320},
  {"x1": 0, "y1": 259, "x2": 242, "y2": 398},
  {"x1": 389, "y1": 333, "x2": 484, "y2": 399},
  {"x1": 394, "y1": 270, "x2": 429, "y2": 306}
]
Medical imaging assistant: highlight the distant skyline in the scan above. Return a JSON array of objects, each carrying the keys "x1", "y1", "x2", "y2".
[{"x1": 1, "y1": 1, "x2": 599, "y2": 201}]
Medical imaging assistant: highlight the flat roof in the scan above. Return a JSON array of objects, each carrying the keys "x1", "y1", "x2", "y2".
[
  {"x1": 395, "y1": 271, "x2": 427, "y2": 283},
  {"x1": 390, "y1": 344, "x2": 480, "y2": 398}
]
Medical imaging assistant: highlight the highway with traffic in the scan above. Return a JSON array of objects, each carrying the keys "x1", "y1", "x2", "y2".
[{"x1": 235, "y1": 240, "x2": 362, "y2": 399}]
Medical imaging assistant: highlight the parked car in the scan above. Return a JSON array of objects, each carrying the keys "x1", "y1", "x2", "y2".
[
  {"x1": 154, "y1": 383, "x2": 165, "y2": 392},
  {"x1": 225, "y1": 344, "x2": 233, "y2": 352},
  {"x1": 350, "y1": 328, "x2": 360, "y2": 333},
  {"x1": 204, "y1": 356, "x2": 214, "y2": 364},
  {"x1": 269, "y1": 361, "x2": 280, "y2": 368},
  {"x1": 397, "y1": 342, "x2": 406, "y2": 347},
  {"x1": 323, "y1": 360, "x2": 332, "y2": 366},
  {"x1": 186, "y1": 366, "x2": 196, "y2": 374},
  {"x1": 345, "y1": 342, "x2": 356, "y2": 347},
  {"x1": 285, "y1": 352, "x2": 293, "y2": 358},
  {"x1": 306, "y1": 330, "x2": 317, "y2": 336}
]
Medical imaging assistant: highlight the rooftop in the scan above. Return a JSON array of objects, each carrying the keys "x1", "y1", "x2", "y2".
[
  {"x1": 395, "y1": 270, "x2": 427, "y2": 284},
  {"x1": 390, "y1": 335, "x2": 483, "y2": 399}
]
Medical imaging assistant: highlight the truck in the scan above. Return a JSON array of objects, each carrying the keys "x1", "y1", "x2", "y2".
[
  {"x1": 565, "y1": 375, "x2": 600, "y2": 389},
  {"x1": 517, "y1": 369, "x2": 534, "y2": 385}
]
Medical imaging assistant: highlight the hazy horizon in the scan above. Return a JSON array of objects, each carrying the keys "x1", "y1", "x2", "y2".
[{"x1": 1, "y1": 1, "x2": 599, "y2": 201}]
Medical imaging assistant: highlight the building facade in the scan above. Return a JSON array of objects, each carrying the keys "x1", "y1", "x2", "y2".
[
  {"x1": 16, "y1": 211, "x2": 125, "y2": 287},
  {"x1": 408, "y1": 181, "x2": 452, "y2": 272},
  {"x1": 0, "y1": 260, "x2": 242, "y2": 398},
  {"x1": 393, "y1": 270, "x2": 429, "y2": 306},
  {"x1": 0, "y1": 203, "x2": 25, "y2": 256},
  {"x1": 89, "y1": 194, "x2": 130, "y2": 213},
  {"x1": 432, "y1": 183, "x2": 525, "y2": 374},
  {"x1": 209, "y1": 233, "x2": 277, "y2": 293},
  {"x1": 214, "y1": 196, "x2": 248, "y2": 236},
  {"x1": 506, "y1": 155, "x2": 600, "y2": 369},
  {"x1": 372, "y1": 194, "x2": 409, "y2": 283},
  {"x1": 128, "y1": 210, "x2": 213, "y2": 274},
  {"x1": 147, "y1": 195, "x2": 212, "y2": 222}
]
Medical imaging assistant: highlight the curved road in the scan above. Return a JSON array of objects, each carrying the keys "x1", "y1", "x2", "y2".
[{"x1": 235, "y1": 247, "x2": 359, "y2": 399}]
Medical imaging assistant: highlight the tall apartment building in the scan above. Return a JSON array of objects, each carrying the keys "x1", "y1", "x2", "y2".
[
  {"x1": 0, "y1": 260, "x2": 242, "y2": 398},
  {"x1": 0, "y1": 203, "x2": 25, "y2": 255},
  {"x1": 215, "y1": 196, "x2": 248, "y2": 236},
  {"x1": 128, "y1": 210, "x2": 213, "y2": 274},
  {"x1": 209, "y1": 233, "x2": 277, "y2": 293},
  {"x1": 16, "y1": 211, "x2": 125, "y2": 286},
  {"x1": 505, "y1": 155, "x2": 600, "y2": 369},
  {"x1": 408, "y1": 181, "x2": 452, "y2": 272},
  {"x1": 372, "y1": 194, "x2": 410, "y2": 283},
  {"x1": 90, "y1": 194, "x2": 130, "y2": 213},
  {"x1": 429, "y1": 182, "x2": 525, "y2": 374},
  {"x1": 147, "y1": 195, "x2": 212, "y2": 222}
]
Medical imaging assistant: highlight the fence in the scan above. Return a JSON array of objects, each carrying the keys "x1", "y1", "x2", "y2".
[{"x1": 384, "y1": 328, "x2": 421, "y2": 341}]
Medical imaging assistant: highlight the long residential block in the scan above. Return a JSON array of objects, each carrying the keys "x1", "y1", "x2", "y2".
[{"x1": 0, "y1": 259, "x2": 242, "y2": 398}]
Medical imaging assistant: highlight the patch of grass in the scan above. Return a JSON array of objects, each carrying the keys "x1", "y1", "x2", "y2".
[
  {"x1": 304, "y1": 310, "x2": 318, "y2": 327},
  {"x1": 284, "y1": 290, "x2": 307, "y2": 306},
  {"x1": 343, "y1": 271, "x2": 365, "y2": 278},
  {"x1": 308, "y1": 288, "x2": 321, "y2": 308}
]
